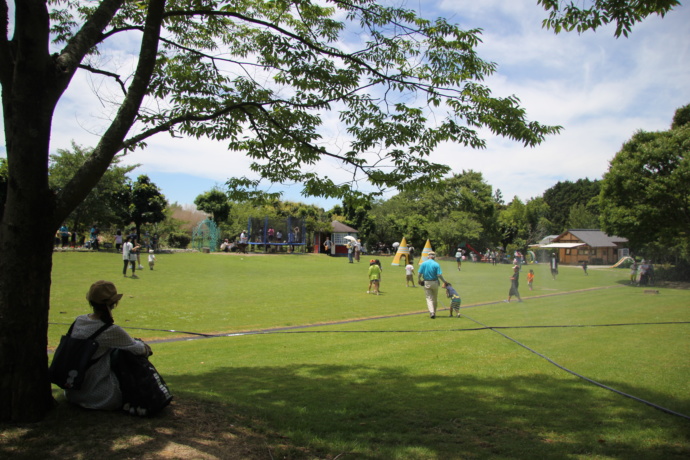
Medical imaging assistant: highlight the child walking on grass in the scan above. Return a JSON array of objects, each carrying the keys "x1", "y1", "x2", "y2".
[
  {"x1": 405, "y1": 261, "x2": 416, "y2": 287},
  {"x1": 443, "y1": 282, "x2": 462, "y2": 317},
  {"x1": 148, "y1": 249, "x2": 156, "y2": 270},
  {"x1": 367, "y1": 259, "x2": 381, "y2": 295},
  {"x1": 527, "y1": 269, "x2": 534, "y2": 291}
]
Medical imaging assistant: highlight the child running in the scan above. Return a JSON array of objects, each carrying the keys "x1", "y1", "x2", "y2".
[
  {"x1": 367, "y1": 259, "x2": 381, "y2": 295},
  {"x1": 443, "y1": 282, "x2": 462, "y2": 317}
]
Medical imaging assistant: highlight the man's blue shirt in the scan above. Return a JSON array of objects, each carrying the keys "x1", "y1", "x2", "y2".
[{"x1": 418, "y1": 259, "x2": 442, "y2": 281}]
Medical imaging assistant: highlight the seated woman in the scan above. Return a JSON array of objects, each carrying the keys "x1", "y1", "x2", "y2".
[{"x1": 65, "y1": 280, "x2": 151, "y2": 410}]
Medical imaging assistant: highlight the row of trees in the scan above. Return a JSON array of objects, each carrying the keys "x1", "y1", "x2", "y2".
[{"x1": 193, "y1": 171, "x2": 601, "y2": 257}]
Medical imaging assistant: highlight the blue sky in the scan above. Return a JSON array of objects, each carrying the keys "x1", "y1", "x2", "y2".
[{"x1": 2, "y1": 1, "x2": 689, "y2": 210}]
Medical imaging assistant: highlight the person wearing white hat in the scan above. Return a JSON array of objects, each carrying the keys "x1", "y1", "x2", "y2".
[{"x1": 417, "y1": 251, "x2": 447, "y2": 319}]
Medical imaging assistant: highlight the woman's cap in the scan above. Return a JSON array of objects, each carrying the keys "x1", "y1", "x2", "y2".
[{"x1": 87, "y1": 280, "x2": 123, "y2": 306}]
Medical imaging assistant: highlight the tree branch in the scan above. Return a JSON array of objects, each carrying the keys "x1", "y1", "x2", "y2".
[
  {"x1": 54, "y1": 0, "x2": 166, "y2": 223},
  {"x1": 53, "y1": 0, "x2": 126, "y2": 97},
  {"x1": 163, "y1": 9, "x2": 393, "y2": 84},
  {"x1": 77, "y1": 64, "x2": 128, "y2": 95}
]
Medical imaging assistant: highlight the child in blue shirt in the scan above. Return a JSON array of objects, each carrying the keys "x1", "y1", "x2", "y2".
[{"x1": 443, "y1": 282, "x2": 461, "y2": 317}]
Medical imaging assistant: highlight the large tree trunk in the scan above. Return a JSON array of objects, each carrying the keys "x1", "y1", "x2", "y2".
[
  {"x1": 0, "y1": 109, "x2": 57, "y2": 421},
  {"x1": 0, "y1": 203, "x2": 56, "y2": 422},
  {"x1": 0, "y1": 0, "x2": 58, "y2": 422}
]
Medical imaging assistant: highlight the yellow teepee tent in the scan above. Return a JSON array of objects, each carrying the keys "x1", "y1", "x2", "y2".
[
  {"x1": 391, "y1": 237, "x2": 410, "y2": 266},
  {"x1": 419, "y1": 239, "x2": 434, "y2": 264}
]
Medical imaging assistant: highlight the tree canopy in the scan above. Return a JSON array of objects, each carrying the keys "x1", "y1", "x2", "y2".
[
  {"x1": 49, "y1": 142, "x2": 137, "y2": 233},
  {"x1": 128, "y1": 175, "x2": 168, "y2": 235},
  {"x1": 538, "y1": 0, "x2": 681, "y2": 37},
  {"x1": 542, "y1": 179, "x2": 601, "y2": 232},
  {"x1": 194, "y1": 188, "x2": 232, "y2": 224},
  {"x1": 600, "y1": 104, "x2": 690, "y2": 255}
]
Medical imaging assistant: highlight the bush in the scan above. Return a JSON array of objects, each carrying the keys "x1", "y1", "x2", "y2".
[
  {"x1": 167, "y1": 232, "x2": 191, "y2": 249},
  {"x1": 654, "y1": 260, "x2": 690, "y2": 282}
]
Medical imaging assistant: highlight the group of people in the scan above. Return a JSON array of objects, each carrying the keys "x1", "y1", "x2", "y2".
[
  {"x1": 55, "y1": 225, "x2": 159, "y2": 253},
  {"x1": 322, "y1": 237, "x2": 364, "y2": 263},
  {"x1": 122, "y1": 228, "x2": 156, "y2": 278},
  {"x1": 629, "y1": 259, "x2": 655, "y2": 286}
]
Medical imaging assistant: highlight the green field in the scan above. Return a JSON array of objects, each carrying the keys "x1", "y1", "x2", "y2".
[{"x1": 3, "y1": 251, "x2": 689, "y2": 459}]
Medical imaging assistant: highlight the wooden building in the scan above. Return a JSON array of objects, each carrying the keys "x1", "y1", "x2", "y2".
[
  {"x1": 313, "y1": 221, "x2": 358, "y2": 256},
  {"x1": 540, "y1": 229, "x2": 628, "y2": 265}
]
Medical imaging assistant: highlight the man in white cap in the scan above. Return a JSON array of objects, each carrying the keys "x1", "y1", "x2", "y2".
[{"x1": 417, "y1": 251, "x2": 447, "y2": 319}]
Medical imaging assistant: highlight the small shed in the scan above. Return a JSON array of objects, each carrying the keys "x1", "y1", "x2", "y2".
[
  {"x1": 540, "y1": 229, "x2": 628, "y2": 265},
  {"x1": 330, "y1": 221, "x2": 358, "y2": 256}
]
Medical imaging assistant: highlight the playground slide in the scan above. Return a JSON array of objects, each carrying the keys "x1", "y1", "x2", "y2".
[
  {"x1": 611, "y1": 256, "x2": 634, "y2": 268},
  {"x1": 465, "y1": 243, "x2": 481, "y2": 255}
]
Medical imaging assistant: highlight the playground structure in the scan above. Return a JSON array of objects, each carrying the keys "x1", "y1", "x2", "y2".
[
  {"x1": 246, "y1": 216, "x2": 306, "y2": 252},
  {"x1": 192, "y1": 218, "x2": 220, "y2": 252},
  {"x1": 611, "y1": 256, "x2": 635, "y2": 268}
]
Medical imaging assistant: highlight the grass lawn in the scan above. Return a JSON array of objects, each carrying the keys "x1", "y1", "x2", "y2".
[{"x1": 2, "y1": 252, "x2": 689, "y2": 459}]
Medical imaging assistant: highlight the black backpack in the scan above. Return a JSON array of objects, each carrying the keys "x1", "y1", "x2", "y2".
[
  {"x1": 111, "y1": 349, "x2": 173, "y2": 417},
  {"x1": 50, "y1": 322, "x2": 112, "y2": 390}
]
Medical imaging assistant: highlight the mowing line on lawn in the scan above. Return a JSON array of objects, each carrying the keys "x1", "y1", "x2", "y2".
[
  {"x1": 460, "y1": 312, "x2": 690, "y2": 421},
  {"x1": 47, "y1": 283, "x2": 680, "y2": 344}
]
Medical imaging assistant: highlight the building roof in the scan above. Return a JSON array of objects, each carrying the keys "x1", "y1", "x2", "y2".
[
  {"x1": 553, "y1": 229, "x2": 628, "y2": 248},
  {"x1": 331, "y1": 221, "x2": 358, "y2": 233}
]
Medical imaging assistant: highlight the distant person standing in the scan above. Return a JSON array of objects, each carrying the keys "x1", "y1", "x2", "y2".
[
  {"x1": 549, "y1": 253, "x2": 559, "y2": 280},
  {"x1": 367, "y1": 259, "x2": 381, "y2": 295},
  {"x1": 122, "y1": 236, "x2": 139, "y2": 278},
  {"x1": 582, "y1": 260, "x2": 589, "y2": 275},
  {"x1": 129, "y1": 228, "x2": 143, "y2": 270},
  {"x1": 629, "y1": 260, "x2": 638, "y2": 286},
  {"x1": 114, "y1": 230, "x2": 123, "y2": 252},
  {"x1": 637, "y1": 259, "x2": 649, "y2": 286},
  {"x1": 417, "y1": 251, "x2": 447, "y2": 319},
  {"x1": 60, "y1": 224, "x2": 70, "y2": 248},
  {"x1": 90, "y1": 225, "x2": 100, "y2": 251},
  {"x1": 323, "y1": 237, "x2": 332, "y2": 256},
  {"x1": 455, "y1": 247, "x2": 463, "y2": 271},
  {"x1": 355, "y1": 239, "x2": 362, "y2": 262},
  {"x1": 506, "y1": 264, "x2": 523, "y2": 303},
  {"x1": 405, "y1": 262, "x2": 416, "y2": 287},
  {"x1": 148, "y1": 249, "x2": 156, "y2": 270},
  {"x1": 527, "y1": 269, "x2": 535, "y2": 291}
]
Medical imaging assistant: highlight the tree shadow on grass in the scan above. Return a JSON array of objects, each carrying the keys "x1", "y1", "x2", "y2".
[{"x1": 1, "y1": 365, "x2": 689, "y2": 459}]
